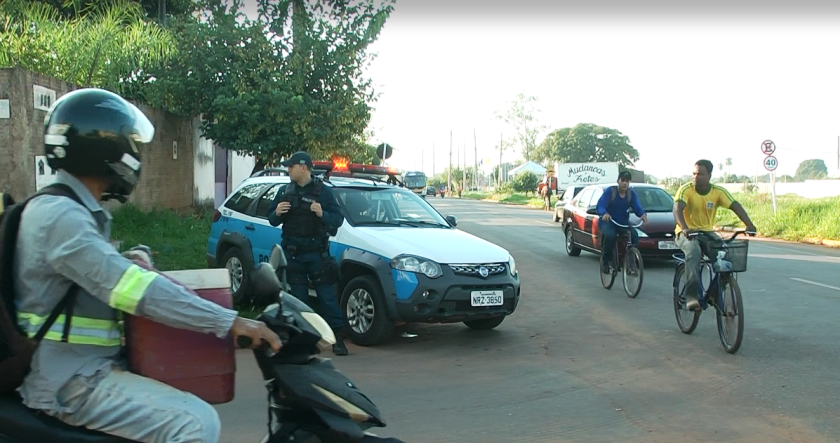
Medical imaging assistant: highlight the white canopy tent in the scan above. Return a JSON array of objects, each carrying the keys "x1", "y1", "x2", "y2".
[{"x1": 507, "y1": 161, "x2": 547, "y2": 177}]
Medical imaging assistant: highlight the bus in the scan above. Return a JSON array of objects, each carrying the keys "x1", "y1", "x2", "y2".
[{"x1": 402, "y1": 171, "x2": 428, "y2": 196}]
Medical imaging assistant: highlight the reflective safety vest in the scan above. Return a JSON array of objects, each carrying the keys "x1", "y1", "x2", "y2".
[{"x1": 17, "y1": 264, "x2": 157, "y2": 346}]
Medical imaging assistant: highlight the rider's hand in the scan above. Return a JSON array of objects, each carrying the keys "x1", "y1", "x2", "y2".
[
  {"x1": 231, "y1": 317, "x2": 282, "y2": 353},
  {"x1": 641, "y1": 215, "x2": 649, "y2": 227},
  {"x1": 275, "y1": 202, "x2": 291, "y2": 216},
  {"x1": 601, "y1": 214, "x2": 612, "y2": 222}
]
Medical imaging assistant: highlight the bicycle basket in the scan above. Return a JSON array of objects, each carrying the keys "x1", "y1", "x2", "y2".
[{"x1": 708, "y1": 239, "x2": 749, "y2": 273}]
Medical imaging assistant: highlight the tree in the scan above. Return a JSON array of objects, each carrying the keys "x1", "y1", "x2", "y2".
[
  {"x1": 0, "y1": 0, "x2": 176, "y2": 93},
  {"x1": 26, "y1": 0, "x2": 197, "y2": 20},
  {"x1": 795, "y1": 159, "x2": 828, "y2": 181},
  {"x1": 511, "y1": 171, "x2": 539, "y2": 195},
  {"x1": 495, "y1": 92, "x2": 548, "y2": 161},
  {"x1": 143, "y1": 0, "x2": 394, "y2": 164},
  {"x1": 532, "y1": 123, "x2": 640, "y2": 168}
]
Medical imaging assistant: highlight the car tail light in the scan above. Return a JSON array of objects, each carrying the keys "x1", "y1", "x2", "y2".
[{"x1": 212, "y1": 209, "x2": 221, "y2": 223}]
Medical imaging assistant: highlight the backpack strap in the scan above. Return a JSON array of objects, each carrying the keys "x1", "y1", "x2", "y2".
[{"x1": 8, "y1": 184, "x2": 86, "y2": 342}]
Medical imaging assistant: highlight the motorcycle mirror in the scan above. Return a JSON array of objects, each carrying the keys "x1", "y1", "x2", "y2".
[
  {"x1": 249, "y1": 263, "x2": 283, "y2": 300},
  {"x1": 269, "y1": 244, "x2": 287, "y2": 270}
]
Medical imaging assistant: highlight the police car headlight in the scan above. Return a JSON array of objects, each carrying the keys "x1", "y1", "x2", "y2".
[
  {"x1": 390, "y1": 255, "x2": 442, "y2": 279},
  {"x1": 508, "y1": 254, "x2": 517, "y2": 276}
]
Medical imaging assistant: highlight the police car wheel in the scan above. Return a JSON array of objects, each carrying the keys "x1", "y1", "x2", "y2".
[
  {"x1": 340, "y1": 275, "x2": 393, "y2": 346},
  {"x1": 464, "y1": 316, "x2": 506, "y2": 330},
  {"x1": 222, "y1": 247, "x2": 249, "y2": 304}
]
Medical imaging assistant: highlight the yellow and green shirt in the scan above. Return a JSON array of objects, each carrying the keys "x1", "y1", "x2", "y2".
[{"x1": 673, "y1": 183, "x2": 735, "y2": 235}]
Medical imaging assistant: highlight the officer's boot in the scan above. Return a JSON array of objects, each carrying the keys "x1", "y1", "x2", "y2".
[{"x1": 332, "y1": 327, "x2": 348, "y2": 356}]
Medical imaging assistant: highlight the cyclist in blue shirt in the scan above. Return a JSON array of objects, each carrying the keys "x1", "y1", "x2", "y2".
[{"x1": 596, "y1": 171, "x2": 648, "y2": 273}]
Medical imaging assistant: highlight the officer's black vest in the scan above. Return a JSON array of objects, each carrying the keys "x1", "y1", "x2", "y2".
[{"x1": 282, "y1": 178, "x2": 326, "y2": 242}]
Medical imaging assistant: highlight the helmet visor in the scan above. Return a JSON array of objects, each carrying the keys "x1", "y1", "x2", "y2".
[{"x1": 128, "y1": 102, "x2": 154, "y2": 144}]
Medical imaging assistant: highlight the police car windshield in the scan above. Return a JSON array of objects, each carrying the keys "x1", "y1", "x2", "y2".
[{"x1": 334, "y1": 187, "x2": 450, "y2": 228}]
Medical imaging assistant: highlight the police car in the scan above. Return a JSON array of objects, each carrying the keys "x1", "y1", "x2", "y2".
[{"x1": 206, "y1": 160, "x2": 521, "y2": 346}]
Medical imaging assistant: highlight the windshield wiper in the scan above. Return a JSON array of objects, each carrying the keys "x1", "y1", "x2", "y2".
[{"x1": 393, "y1": 220, "x2": 449, "y2": 228}]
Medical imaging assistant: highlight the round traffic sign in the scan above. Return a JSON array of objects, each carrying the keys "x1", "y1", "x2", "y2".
[
  {"x1": 761, "y1": 140, "x2": 776, "y2": 155},
  {"x1": 764, "y1": 155, "x2": 778, "y2": 171}
]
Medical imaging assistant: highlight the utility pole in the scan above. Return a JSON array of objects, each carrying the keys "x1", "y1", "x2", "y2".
[
  {"x1": 836, "y1": 135, "x2": 839, "y2": 170},
  {"x1": 432, "y1": 142, "x2": 435, "y2": 177},
  {"x1": 448, "y1": 130, "x2": 452, "y2": 195},
  {"x1": 498, "y1": 133, "x2": 503, "y2": 187},
  {"x1": 474, "y1": 128, "x2": 478, "y2": 190},
  {"x1": 462, "y1": 140, "x2": 466, "y2": 193},
  {"x1": 158, "y1": 0, "x2": 166, "y2": 26}
]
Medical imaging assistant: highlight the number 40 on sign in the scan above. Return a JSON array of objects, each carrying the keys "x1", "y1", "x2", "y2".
[{"x1": 764, "y1": 155, "x2": 778, "y2": 171}]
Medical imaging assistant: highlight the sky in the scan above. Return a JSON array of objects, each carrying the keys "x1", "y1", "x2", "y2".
[
  {"x1": 240, "y1": 0, "x2": 840, "y2": 181},
  {"x1": 359, "y1": 0, "x2": 840, "y2": 180}
]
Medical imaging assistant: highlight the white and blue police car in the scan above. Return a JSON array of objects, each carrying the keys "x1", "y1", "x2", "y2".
[{"x1": 206, "y1": 161, "x2": 521, "y2": 346}]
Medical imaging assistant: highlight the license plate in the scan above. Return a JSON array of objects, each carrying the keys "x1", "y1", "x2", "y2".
[
  {"x1": 659, "y1": 241, "x2": 678, "y2": 250},
  {"x1": 470, "y1": 290, "x2": 504, "y2": 307}
]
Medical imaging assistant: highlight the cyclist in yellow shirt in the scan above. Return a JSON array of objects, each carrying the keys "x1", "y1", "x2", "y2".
[{"x1": 674, "y1": 160, "x2": 756, "y2": 311}]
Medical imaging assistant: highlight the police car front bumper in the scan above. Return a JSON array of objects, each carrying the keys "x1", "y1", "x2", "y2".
[{"x1": 388, "y1": 264, "x2": 521, "y2": 323}]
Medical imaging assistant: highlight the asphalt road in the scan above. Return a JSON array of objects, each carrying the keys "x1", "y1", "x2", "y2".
[{"x1": 217, "y1": 197, "x2": 840, "y2": 443}]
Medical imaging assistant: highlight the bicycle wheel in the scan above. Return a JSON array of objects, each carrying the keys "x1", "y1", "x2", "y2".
[
  {"x1": 600, "y1": 252, "x2": 616, "y2": 289},
  {"x1": 673, "y1": 264, "x2": 700, "y2": 334},
  {"x1": 622, "y1": 247, "x2": 644, "y2": 298},
  {"x1": 716, "y1": 274, "x2": 744, "y2": 354}
]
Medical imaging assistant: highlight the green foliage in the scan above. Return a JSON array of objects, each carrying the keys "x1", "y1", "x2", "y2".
[
  {"x1": 143, "y1": 0, "x2": 394, "y2": 163},
  {"x1": 511, "y1": 170, "x2": 539, "y2": 194},
  {"x1": 26, "y1": 0, "x2": 197, "y2": 20},
  {"x1": 795, "y1": 159, "x2": 828, "y2": 181},
  {"x1": 110, "y1": 204, "x2": 212, "y2": 271},
  {"x1": 532, "y1": 123, "x2": 640, "y2": 168},
  {"x1": 716, "y1": 193, "x2": 840, "y2": 241},
  {"x1": 0, "y1": 0, "x2": 176, "y2": 93}
]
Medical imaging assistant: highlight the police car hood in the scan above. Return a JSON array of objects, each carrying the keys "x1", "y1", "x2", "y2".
[{"x1": 342, "y1": 227, "x2": 511, "y2": 264}]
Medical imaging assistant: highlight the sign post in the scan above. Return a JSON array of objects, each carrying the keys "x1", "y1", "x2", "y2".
[{"x1": 761, "y1": 140, "x2": 778, "y2": 215}]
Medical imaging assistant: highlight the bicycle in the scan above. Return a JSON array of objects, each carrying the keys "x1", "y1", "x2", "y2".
[
  {"x1": 599, "y1": 218, "x2": 645, "y2": 298},
  {"x1": 672, "y1": 230, "x2": 755, "y2": 354}
]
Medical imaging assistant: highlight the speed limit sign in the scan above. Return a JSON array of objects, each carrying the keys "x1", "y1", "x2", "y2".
[{"x1": 764, "y1": 155, "x2": 778, "y2": 171}]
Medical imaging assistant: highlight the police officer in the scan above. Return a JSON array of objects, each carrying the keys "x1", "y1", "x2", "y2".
[
  {"x1": 14, "y1": 88, "x2": 281, "y2": 443},
  {"x1": 267, "y1": 151, "x2": 348, "y2": 356}
]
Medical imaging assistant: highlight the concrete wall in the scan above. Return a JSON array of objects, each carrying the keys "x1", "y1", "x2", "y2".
[
  {"x1": 1, "y1": 68, "x2": 263, "y2": 211},
  {"x1": 0, "y1": 67, "x2": 195, "y2": 210}
]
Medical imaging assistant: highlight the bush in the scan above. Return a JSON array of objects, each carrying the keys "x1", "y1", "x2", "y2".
[
  {"x1": 511, "y1": 171, "x2": 539, "y2": 195},
  {"x1": 716, "y1": 193, "x2": 840, "y2": 241}
]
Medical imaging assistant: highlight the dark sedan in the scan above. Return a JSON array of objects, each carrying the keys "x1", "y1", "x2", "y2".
[{"x1": 560, "y1": 183, "x2": 677, "y2": 258}]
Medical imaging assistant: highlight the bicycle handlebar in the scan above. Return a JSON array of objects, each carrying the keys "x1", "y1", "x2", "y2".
[
  {"x1": 687, "y1": 229, "x2": 757, "y2": 242},
  {"x1": 609, "y1": 218, "x2": 644, "y2": 228}
]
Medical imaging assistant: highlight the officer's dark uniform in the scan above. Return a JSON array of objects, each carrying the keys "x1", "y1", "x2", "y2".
[{"x1": 267, "y1": 152, "x2": 347, "y2": 355}]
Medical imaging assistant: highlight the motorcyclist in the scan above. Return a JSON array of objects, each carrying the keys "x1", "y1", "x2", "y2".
[{"x1": 14, "y1": 88, "x2": 282, "y2": 443}]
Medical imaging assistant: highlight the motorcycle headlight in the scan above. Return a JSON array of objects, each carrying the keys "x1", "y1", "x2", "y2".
[
  {"x1": 508, "y1": 254, "x2": 517, "y2": 276},
  {"x1": 390, "y1": 255, "x2": 442, "y2": 278}
]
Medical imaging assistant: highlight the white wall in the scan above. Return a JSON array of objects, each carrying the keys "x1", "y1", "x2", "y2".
[
  {"x1": 230, "y1": 151, "x2": 255, "y2": 192},
  {"x1": 192, "y1": 117, "x2": 215, "y2": 206}
]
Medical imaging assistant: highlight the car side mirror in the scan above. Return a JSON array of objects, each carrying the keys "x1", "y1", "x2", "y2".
[
  {"x1": 586, "y1": 206, "x2": 598, "y2": 215},
  {"x1": 446, "y1": 215, "x2": 458, "y2": 227},
  {"x1": 249, "y1": 263, "x2": 282, "y2": 301},
  {"x1": 269, "y1": 244, "x2": 287, "y2": 270}
]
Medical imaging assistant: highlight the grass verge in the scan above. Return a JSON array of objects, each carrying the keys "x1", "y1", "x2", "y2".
[
  {"x1": 110, "y1": 204, "x2": 212, "y2": 271},
  {"x1": 716, "y1": 193, "x2": 840, "y2": 243}
]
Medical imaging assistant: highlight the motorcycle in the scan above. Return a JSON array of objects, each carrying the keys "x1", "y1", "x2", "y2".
[{"x1": 0, "y1": 244, "x2": 405, "y2": 443}]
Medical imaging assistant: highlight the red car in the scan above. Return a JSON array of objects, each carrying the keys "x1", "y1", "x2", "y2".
[{"x1": 561, "y1": 183, "x2": 678, "y2": 258}]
